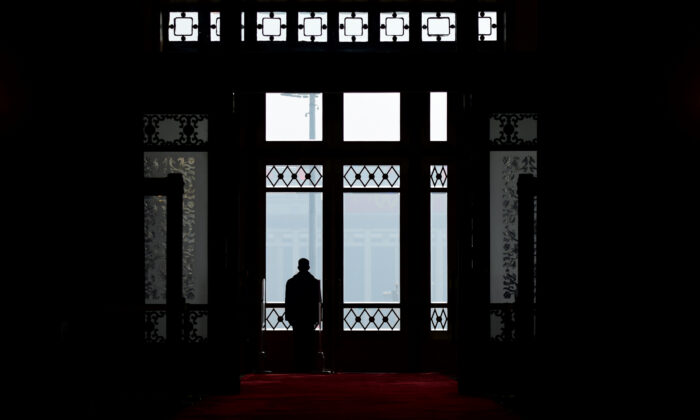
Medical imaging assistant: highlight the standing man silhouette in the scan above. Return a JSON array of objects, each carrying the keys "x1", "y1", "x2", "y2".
[{"x1": 285, "y1": 258, "x2": 322, "y2": 373}]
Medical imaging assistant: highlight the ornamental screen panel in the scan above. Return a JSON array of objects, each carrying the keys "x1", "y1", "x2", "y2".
[
  {"x1": 144, "y1": 152, "x2": 209, "y2": 305},
  {"x1": 343, "y1": 93, "x2": 400, "y2": 141},
  {"x1": 489, "y1": 151, "x2": 537, "y2": 304},
  {"x1": 266, "y1": 93, "x2": 323, "y2": 141},
  {"x1": 144, "y1": 195, "x2": 168, "y2": 305}
]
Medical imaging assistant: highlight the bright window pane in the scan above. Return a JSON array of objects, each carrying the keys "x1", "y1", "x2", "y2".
[
  {"x1": 344, "y1": 193, "x2": 400, "y2": 302},
  {"x1": 431, "y1": 193, "x2": 448, "y2": 303},
  {"x1": 266, "y1": 93, "x2": 323, "y2": 141},
  {"x1": 430, "y1": 92, "x2": 447, "y2": 141},
  {"x1": 266, "y1": 193, "x2": 323, "y2": 302},
  {"x1": 344, "y1": 93, "x2": 400, "y2": 141}
]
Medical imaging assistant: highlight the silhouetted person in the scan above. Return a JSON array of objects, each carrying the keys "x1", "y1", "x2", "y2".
[{"x1": 285, "y1": 258, "x2": 321, "y2": 373}]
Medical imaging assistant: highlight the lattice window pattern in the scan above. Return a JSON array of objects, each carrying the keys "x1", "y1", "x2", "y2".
[
  {"x1": 422, "y1": 12, "x2": 456, "y2": 42},
  {"x1": 210, "y1": 12, "x2": 220, "y2": 41},
  {"x1": 257, "y1": 12, "x2": 287, "y2": 41},
  {"x1": 265, "y1": 307, "x2": 291, "y2": 331},
  {"x1": 339, "y1": 12, "x2": 369, "y2": 42},
  {"x1": 169, "y1": 12, "x2": 199, "y2": 42},
  {"x1": 430, "y1": 307, "x2": 448, "y2": 331},
  {"x1": 343, "y1": 307, "x2": 400, "y2": 331},
  {"x1": 430, "y1": 165, "x2": 448, "y2": 188},
  {"x1": 266, "y1": 165, "x2": 323, "y2": 188},
  {"x1": 343, "y1": 165, "x2": 400, "y2": 188},
  {"x1": 478, "y1": 11, "x2": 498, "y2": 41},
  {"x1": 380, "y1": 12, "x2": 410, "y2": 42},
  {"x1": 490, "y1": 113, "x2": 538, "y2": 146},
  {"x1": 298, "y1": 12, "x2": 328, "y2": 42}
]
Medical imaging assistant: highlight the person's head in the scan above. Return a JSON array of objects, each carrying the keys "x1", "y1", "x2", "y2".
[{"x1": 298, "y1": 258, "x2": 310, "y2": 272}]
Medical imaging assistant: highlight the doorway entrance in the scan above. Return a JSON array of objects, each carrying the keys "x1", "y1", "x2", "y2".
[{"x1": 254, "y1": 92, "x2": 457, "y2": 373}]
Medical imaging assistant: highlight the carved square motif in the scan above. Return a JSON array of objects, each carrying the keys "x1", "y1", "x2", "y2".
[
  {"x1": 210, "y1": 12, "x2": 220, "y2": 41},
  {"x1": 478, "y1": 11, "x2": 498, "y2": 41},
  {"x1": 257, "y1": 12, "x2": 287, "y2": 41},
  {"x1": 339, "y1": 12, "x2": 369, "y2": 42},
  {"x1": 168, "y1": 12, "x2": 199, "y2": 42},
  {"x1": 298, "y1": 12, "x2": 328, "y2": 42},
  {"x1": 380, "y1": 12, "x2": 410, "y2": 42},
  {"x1": 422, "y1": 13, "x2": 456, "y2": 42}
]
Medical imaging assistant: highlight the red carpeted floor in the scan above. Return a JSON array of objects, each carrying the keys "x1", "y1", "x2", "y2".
[{"x1": 174, "y1": 373, "x2": 521, "y2": 419}]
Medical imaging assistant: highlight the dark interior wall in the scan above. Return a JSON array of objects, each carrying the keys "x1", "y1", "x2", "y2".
[{"x1": 3, "y1": 0, "x2": 697, "y2": 418}]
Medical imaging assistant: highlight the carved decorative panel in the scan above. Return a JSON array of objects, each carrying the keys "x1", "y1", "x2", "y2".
[
  {"x1": 489, "y1": 113, "x2": 538, "y2": 146},
  {"x1": 143, "y1": 114, "x2": 208, "y2": 147},
  {"x1": 144, "y1": 309, "x2": 209, "y2": 343},
  {"x1": 490, "y1": 305, "x2": 515, "y2": 342},
  {"x1": 263, "y1": 304, "x2": 322, "y2": 331}
]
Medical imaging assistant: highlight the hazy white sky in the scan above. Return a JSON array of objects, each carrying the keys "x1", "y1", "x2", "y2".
[{"x1": 266, "y1": 92, "x2": 447, "y2": 142}]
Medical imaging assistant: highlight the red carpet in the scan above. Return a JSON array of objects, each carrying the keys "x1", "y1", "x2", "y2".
[{"x1": 174, "y1": 373, "x2": 520, "y2": 419}]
